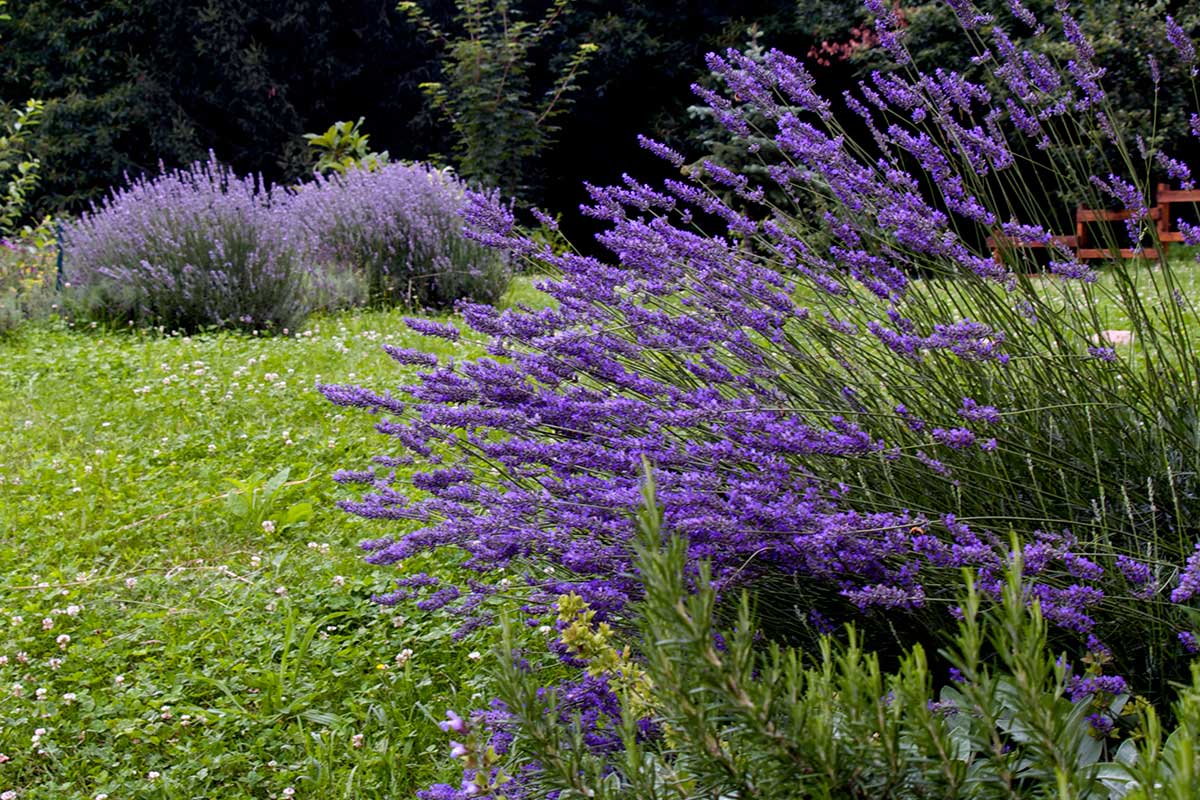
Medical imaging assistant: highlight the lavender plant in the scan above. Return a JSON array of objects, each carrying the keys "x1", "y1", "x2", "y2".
[
  {"x1": 326, "y1": 0, "x2": 1200, "y2": 705},
  {"x1": 468, "y1": 473, "x2": 1200, "y2": 800},
  {"x1": 287, "y1": 162, "x2": 509, "y2": 309},
  {"x1": 62, "y1": 155, "x2": 310, "y2": 333}
]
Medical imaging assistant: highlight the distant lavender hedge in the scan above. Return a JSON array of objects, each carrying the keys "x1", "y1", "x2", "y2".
[
  {"x1": 62, "y1": 156, "x2": 310, "y2": 333},
  {"x1": 287, "y1": 163, "x2": 510, "y2": 309}
]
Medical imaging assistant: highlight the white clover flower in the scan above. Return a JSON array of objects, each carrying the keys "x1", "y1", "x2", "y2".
[
  {"x1": 62, "y1": 693, "x2": 76, "y2": 703},
  {"x1": 332, "y1": 575, "x2": 346, "y2": 587},
  {"x1": 147, "y1": 771, "x2": 160, "y2": 780},
  {"x1": 56, "y1": 635, "x2": 70, "y2": 650},
  {"x1": 261, "y1": 520, "x2": 276, "y2": 534},
  {"x1": 467, "y1": 651, "x2": 483, "y2": 662},
  {"x1": 125, "y1": 577, "x2": 138, "y2": 589},
  {"x1": 395, "y1": 648, "x2": 414, "y2": 666},
  {"x1": 113, "y1": 675, "x2": 125, "y2": 686},
  {"x1": 2, "y1": 789, "x2": 17, "y2": 799},
  {"x1": 351, "y1": 733, "x2": 364, "y2": 748},
  {"x1": 34, "y1": 688, "x2": 47, "y2": 700},
  {"x1": 65, "y1": 605, "x2": 81, "y2": 617}
]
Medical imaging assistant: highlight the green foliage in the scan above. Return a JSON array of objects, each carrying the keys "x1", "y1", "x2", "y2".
[
  {"x1": 492, "y1": 472, "x2": 1200, "y2": 799},
  {"x1": 397, "y1": 0, "x2": 598, "y2": 199},
  {"x1": 0, "y1": 299, "x2": 539, "y2": 798},
  {"x1": 304, "y1": 118, "x2": 389, "y2": 175},
  {"x1": 0, "y1": 98, "x2": 44, "y2": 235},
  {"x1": 0, "y1": 214, "x2": 56, "y2": 334}
]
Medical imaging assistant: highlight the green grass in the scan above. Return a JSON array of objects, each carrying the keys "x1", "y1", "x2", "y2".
[{"x1": 0, "y1": 300, "x2": 543, "y2": 799}]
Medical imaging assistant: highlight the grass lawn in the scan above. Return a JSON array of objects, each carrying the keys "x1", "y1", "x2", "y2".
[{"x1": 0, "y1": 291, "x2": 550, "y2": 798}]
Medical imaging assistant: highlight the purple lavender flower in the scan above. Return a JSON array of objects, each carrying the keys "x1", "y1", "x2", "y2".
[
  {"x1": 1115, "y1": 555, "x2": 1156, "y2": 598},
  {"x1": 864, "y1": 0, "x2": 910, "y2": 64},
  {"x1": 958, "y1": 398, "x2": 1000, "y2": 425},
  {"x1": 1166, "y1": 16, "x2": 1198, "y2": 76},
  {"x1": 1068, "y1": 674, "x2": 1128, "y2": 702},
  {"x1": 1157, "y1": 151, "x2": 1195, "y2": 190},
  {"x1": 932, "y1": 427, "x2": 977, "y2": 449},
  {"x1": 1171, "y1": 543, "x2": 1200, "y2": 603},
  {"x1": 403, "y1": 318, "x2": 462, "y2": 341}
]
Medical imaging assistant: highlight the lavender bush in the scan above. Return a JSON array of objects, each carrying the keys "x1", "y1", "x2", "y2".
[
  {"x1": 327, "y1": 0, "x2": 1200, "y2": 708},
  {"x1": 480, "y1": 479, "x2": 1193, "y2": 799},
  {"x1": 287, "y1": 162, "x2": 509, "y2": 309},
  {"x1": 62, "y1": 156, "x2": 309, "y2": 333}
]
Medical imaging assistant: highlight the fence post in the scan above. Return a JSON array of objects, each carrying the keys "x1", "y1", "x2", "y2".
[{"x1": 55, "y1": 220, "x2": 63, "y2": 291}]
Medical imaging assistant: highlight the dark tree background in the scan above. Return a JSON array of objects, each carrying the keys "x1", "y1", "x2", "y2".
[{"x1": 1, "y1": 0, "x2": 1196, "y2": 225}]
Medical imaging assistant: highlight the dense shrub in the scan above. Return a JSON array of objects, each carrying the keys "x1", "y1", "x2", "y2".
[
  {"x1": 287, "y1": 162, "x2": 510, "y2": 309},
  {"x1": 327, "y1": 0, "x2": 1200, "y2": 705},
  {"x1": 62, "y1": 156, "x2": 309, "y2": 333}
]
